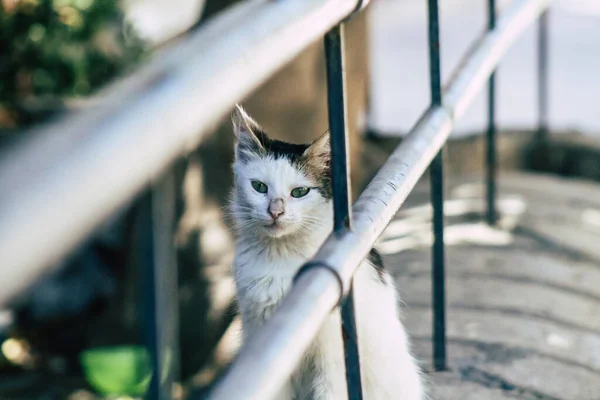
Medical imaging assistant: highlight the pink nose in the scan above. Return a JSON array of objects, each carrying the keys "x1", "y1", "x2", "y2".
[
  {"x1": 269, "y1": 209, "x2": 284, "y2": 219},
  {"x1": 268, "y1": 198, "x2": 285, "y2": 219}
]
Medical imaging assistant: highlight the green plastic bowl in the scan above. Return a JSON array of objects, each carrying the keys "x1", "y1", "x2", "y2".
[{"x1": 80, "y1": 346, "x2": 152, "y2": 396}]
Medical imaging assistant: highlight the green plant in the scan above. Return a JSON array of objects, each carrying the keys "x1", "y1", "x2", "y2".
[
  {"x1": 0, "y1": 0, "x2": 144, "y2": 124},
  {"x1": 80, "y1": 345, "x2": 152, "y2": 396}
]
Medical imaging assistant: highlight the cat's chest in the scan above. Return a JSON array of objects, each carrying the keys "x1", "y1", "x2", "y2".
[{"x1": 234, "y1": 251, "x2": 307, "y2": 308}]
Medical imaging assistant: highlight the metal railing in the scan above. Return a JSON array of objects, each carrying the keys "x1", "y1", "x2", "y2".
[
  {"x1": 0, "y1": 0, "x2": 550, "y2": 399},
  {"x1": 208, "y1": 0, "x2": 550, "y2": 398}
]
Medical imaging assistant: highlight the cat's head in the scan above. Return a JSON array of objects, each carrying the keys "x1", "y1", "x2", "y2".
[{"x1": 230, "y1": 105, "x2": 332, "y2": 239}]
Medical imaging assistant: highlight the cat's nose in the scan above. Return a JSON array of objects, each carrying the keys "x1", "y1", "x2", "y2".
[
  {"x1": 269, "y1": 209, "x2": 284, "y2": 219},
  {"x1": 268, "y1": 198, "x2": 285, "y2": 219}
]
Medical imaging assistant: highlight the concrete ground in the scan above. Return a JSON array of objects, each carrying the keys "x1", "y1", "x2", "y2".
[{"x1": 382, "y1": 172, "x2": 600, "y2": 399}]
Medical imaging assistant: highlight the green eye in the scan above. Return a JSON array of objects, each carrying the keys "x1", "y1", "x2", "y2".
[
  {"x1": 291, "y1": 187, "x2": 310, "y2": 198},
  {"x1": 251, "y1": 180, "x2": 268, "y2": 194}
]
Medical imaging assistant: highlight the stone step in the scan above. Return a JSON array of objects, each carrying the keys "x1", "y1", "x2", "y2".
[
  {"x1": 389, "y1": 244, "x2": 600, "y2": 302},
  {"x1": 383, "y1": 172, "x2": 600, "y2": 399},
  {"x1": 406, "y1": 308, "x2": 600, "y2": 371},
  {"x1": 399, "y1": 172, "x2": 600, "y2": 262},
  {"x1": 400, "y1": 274, "x2": 600, "y2": 334},
  {"x1": 414, "y1": 340, "x2": 600, "y2": 400}
]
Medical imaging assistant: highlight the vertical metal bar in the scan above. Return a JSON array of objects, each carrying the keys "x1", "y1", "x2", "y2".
[
  {"x1": 486, "y1": 0, "x2": 497, "y2": 226},
  {"x1": 326, "y1": 27, "x2": 352, "y2": 233},
  {"x1": 537, "y1": 10, "x2": 549, "y2": 141},
  {"x1": 139, "y1": 169, "x2": 180, "y2": 400},
  {"x1": 426, "y1": 0, "x2": 447, "y2": 371},
  {"x1": 324, "y1": 24, "x2": 363, "y2": 400}
]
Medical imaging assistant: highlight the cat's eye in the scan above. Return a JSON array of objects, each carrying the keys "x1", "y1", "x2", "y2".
[
  {"x1": 291, "y1": 187, "x2": 310, "y2": 198},
  {"x1": 251, "y1": 180, "x2": 268, "y2": 194}
]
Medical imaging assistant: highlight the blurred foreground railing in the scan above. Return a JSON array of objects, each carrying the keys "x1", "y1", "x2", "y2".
[
  {"x1": 0, "y1": 0, "x2": 365, "y2": 305},
  {"x1": 0, "y1": 0, "x2": 550, "y2": 399}
]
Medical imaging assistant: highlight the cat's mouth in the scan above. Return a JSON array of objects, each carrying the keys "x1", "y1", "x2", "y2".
[
  {"x1": 265, "y1": 221, "x2": 283, "y2": 229},
  {"x1": 264, "y1": 220, "x2": 286, "y2": 234}
]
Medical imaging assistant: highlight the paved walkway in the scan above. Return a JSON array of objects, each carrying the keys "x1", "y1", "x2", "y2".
[{"x1": 382, "y1": 172, "x2": 600, "y2": 399}]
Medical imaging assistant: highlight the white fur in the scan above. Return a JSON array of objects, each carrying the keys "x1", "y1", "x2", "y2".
[
  {"x1": 229, "y1": 111, "x2": 425, "y2": 400},
  {"x1": 232, "y1": 156, "x2": 325, "y2": 240}
]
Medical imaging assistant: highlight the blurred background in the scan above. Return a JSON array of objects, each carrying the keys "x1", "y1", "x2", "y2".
[{"x1": 0, "y1": 0, "x2": 599, "y2": 399}]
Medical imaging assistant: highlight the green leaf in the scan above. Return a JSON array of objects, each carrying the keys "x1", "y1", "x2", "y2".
[{"x1": 80, "y1": 346, "x2": 152, "y2": 396}]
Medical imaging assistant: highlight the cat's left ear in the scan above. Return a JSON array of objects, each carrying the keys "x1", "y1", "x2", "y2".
[{"x1": 303, "y1": 130, "x2": 331, "y2": 161}]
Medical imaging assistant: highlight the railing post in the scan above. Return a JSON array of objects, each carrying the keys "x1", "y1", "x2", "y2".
[
  {"x1": 138, "y1": 169, "x2": 180, "y2": 400},
  {"x1": 486, "y1": 0, "x2": 497, "y2": 226},
  {"x1": 426, "y1": 0, "x2": 447, "y2": 372},
  {"x1": 537, "y1": 9, "x2": 549, "y2": 141},
  {"x1": 324, "y1": 24, "x2": 363, "y2": 400}
]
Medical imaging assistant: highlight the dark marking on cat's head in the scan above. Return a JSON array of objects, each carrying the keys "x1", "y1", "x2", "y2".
[
  {"x1": 368, "y1": 248, "x2": 387, "y2": 284},
  {"x1": 301, "y1": 131, "x2": 332, "y2": 199},
  {"x1": 231, "y1": 105, "x2": 332, "y2": 199}
]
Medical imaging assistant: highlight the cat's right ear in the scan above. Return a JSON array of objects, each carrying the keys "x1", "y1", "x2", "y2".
[{"x1": 232, "y1": 104, "x2": 265, "y2": 161}]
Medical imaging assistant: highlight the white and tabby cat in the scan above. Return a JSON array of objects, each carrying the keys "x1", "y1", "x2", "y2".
[{"x1": 229, "y1": 105, "x2": 425, "y2": 400}]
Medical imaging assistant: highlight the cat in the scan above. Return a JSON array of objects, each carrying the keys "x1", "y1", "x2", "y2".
[{"x1": 228, "y1": 105, "x2": 425, "y2": 400}]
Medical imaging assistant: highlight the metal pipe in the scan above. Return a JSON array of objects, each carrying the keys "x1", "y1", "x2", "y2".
[
  {"x1": 426, "y1": 0, "x2": 447, "y2": 372},
  {"x1": 209, "y1": 269, "x2": 341, "y2": 400},
  {"x1": 0, "y1": 0, "x2": 368, "y2": 307},
  {"x1": 443, "y1": 0, "x2": 549, "y2": 119},
  {"x1": 486, "y1": 0, "x2": 498, "y2": 226},
  {"x1": 208, "y1": 1, "x2": 549, "y2": 397},
  {"x1": 324, "y1": 24, "x2": 363, "y2": 399},
  {"x1": 139, "y1": 170, "x2": 179, "y2": 400},
  {"x1": 339, "y1": 293, "x2": 361, "y2": 400},
  {"x1": 427, "y1": 0, "x2": 443, "y2": 108},
  {"x1": 429, "y1": 151, "x2": 447, "y2": 371},
  {"x1": 537, "y1": 10, "x2": 549, "y2": 141},
  {"x1": 326, "y1": 25, "x2": 353, "y2": 234}
]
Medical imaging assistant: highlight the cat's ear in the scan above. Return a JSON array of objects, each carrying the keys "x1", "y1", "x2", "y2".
[
  {"x1": 303, "y1": 130, "x2": 331, "y2": 161},
  {"x1": 232, "y1": 104, "x2": 266, "y2": 160}
]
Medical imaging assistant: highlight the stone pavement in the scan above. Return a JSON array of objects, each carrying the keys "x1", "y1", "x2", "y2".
[{"x1": 382, "y1": 172, "x2": 600, "y2": 399}]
